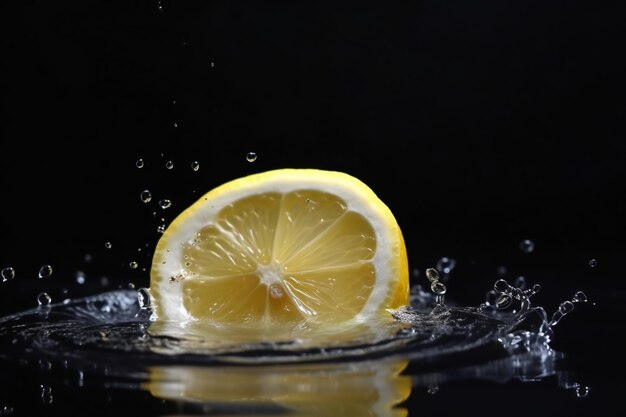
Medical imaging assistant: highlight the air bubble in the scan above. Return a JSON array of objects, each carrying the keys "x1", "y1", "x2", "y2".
[
  {"x1": 1, "y1": 267, "x2": 15, "y2": 282},
  {"x1": 165, "y1": 161, "x2": 174, "y2": 169},
  {"x1": 38, "y1": 265, "x2": 53, "y2": 279},
  {"x1": 129, "y1": 261, "x2": 139, "y2": 270},
  {"x1": 588, "y1": 259, "x2": 597, "y2": 268},
  {"x1": 140, "y1": 190, "x2": 152, "y2": 203},
  {"x1": 135, "y1": 159, "x2": 144, "y2": 168},
  {"x1": 191, "y1": 161, "x2": 200, "y2": 171},
  {"x1": 269, "y1": 284, "x2": 284, "y2": 299},
  {"x1": 572, "y1": 291, "x2": 588, "y2": 303},
  {"x1": 246, "y1": 152, "x2": 257, "y2": 162},
  {"x1": 37, "y1": 292, "x2": 52, "y2": 306},
  {"x1": 436, "y1": 257, "x2": 456, "y2": 275},
  {"x1": 137, "y1": 288, "x2": 151, "y2": 309},
  {"x1": 519, "y1": 239, "x2": 535, "y2": 253},
  {"x1": 159, "y1": 199, "x2": 172, "y2": 209},
  {"x1": 425, "y1": 268, "x2": 440, "y2": 283}
]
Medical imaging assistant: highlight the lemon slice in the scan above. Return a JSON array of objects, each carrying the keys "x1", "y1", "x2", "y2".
[{"x1": 148, "y1": 168, "x2": 409, "y2": 329}]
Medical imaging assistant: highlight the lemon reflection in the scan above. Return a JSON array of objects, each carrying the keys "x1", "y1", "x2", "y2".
[{"x1": 145, "y1": 357, "x2": 412, "y2": 417}]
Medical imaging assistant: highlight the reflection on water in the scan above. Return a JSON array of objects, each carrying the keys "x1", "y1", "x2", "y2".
[
  {"x1": 146, "y1": 358, "x2": 411, "y2": 417},
  {"x1": 0, "y1": 280, "x2": 587, "y2": 416}
]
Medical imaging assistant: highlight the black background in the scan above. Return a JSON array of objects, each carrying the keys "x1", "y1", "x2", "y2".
[{"x1": 1, "y1": 1, "x2": 625, "y2": 416}]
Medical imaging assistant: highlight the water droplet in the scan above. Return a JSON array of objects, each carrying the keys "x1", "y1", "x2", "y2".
[
  {"x1": 588, "y1": 258, "x2": 597, "y2": 268},
  {"x1": 75, "y1": 270, "x2": 86, "y2": 285},
  {"x1": 573, "y1": 291, "x2": 588, "y2": 303},
  {"x1": 427, "y1": 385, "x2": 439, "y2": 395},
  {"x1": 156, "y1": 0, "x2": 163, "y2": 12},
  {"x1": 558, "y1": 300, "x2": 574, "y2": 315},
  {"x1": 519, "y1": 239, "x2": 535, "y2": 253},
  {"x1": 514, "y1": 276, "x2": 526, "y2": 289},
  {"x1": 436, "y1": 257, "x2": 456, "y2": 275},
  {"x1": 140, "y1": 190, "x2": 152, "y2": 203},
  {"x1": 128, "y1": 283, "x2": 136, "y2": 289},
  {"x1": 430, "y1": 281, "x2": 447, "y2": 295},
  {"x1": 210, "y1": 61, "x2": 215, "y2": 68},
  {"x1": 496, "y1": 294, "x2": 513, "y2": 309},
  {"x1": 157, "y1": 224, "x2": 166, "y2": 233},
  {"x1": 135, "y1": 158, "x2": 144, "y2": 168},
  {"x1": 269, "y1": 284, "x2": 284, "y2": 299},
  {"x1": 84, "y1": 253, "x2": 92, "y2": 263},
  {"x1": 1, "y1": 267, "x2": 15, "y2": 282},
  {"x1": 412, "y1": 268, "x2": 420, "y2": 279},
  {"x1": 165, "y1": 160, "x2": 174, "y2": 169},
  {"x1": 40, "y1": 384, "x2": 53, "y2": 404},
  {"x1": 246, "y1": 152, "x2": 257, "y2": 162},
  {"x1": 104, "y1": 241, "x2": 112, "y2": 249},
  {"x1": 191, "y1": 161, "x2": 200, "y2": 171},
  {"x1": 159, "y1": 199, "x2": 172, "y2": 209},
  {"x1": 494, "y1": 279, "x2": 510, "y2": 294},
  {"x1": 576, "y1": 386, "x2": 590, "y2": 398},
  {"x1": 38, "y1": 265, "x2": 53, "y2": 279},
  {"x1": 137, "y1": 288, "x2": 151, "y2": 309},
  {"x1": 425, "y1": 268, "x2": 440, "y2": 282},
  {"x1": 129, "y1": 261, "x2": 139, "y2": 270},
  {"x1": 485, "y1": 290, "x2": 498, "y2": 306},
  {"x1": 37, "y1": 292, "x2": 52, "y2": 306},
  {"x1": 497, "y1": 265, "x2": 507, "y2": 276}
]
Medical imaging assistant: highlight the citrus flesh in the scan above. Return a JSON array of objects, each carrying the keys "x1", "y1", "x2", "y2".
[{"x1": 148, "y1": 168, "x2": 409, "y2": 331}]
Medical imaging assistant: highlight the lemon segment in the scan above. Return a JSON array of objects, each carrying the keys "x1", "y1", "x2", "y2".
[{"x1": 149, "y1": 168, "x2": 409, "y2": 329}]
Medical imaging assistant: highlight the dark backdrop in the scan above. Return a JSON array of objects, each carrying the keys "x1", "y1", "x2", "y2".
[{"x1": 1, "y1": 1, "x2": 625, "y2": 414}]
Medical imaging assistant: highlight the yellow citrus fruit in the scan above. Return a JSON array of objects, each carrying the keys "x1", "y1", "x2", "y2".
[{"x1": 148, "y1": 168, "x2": 409, "y2": 330}]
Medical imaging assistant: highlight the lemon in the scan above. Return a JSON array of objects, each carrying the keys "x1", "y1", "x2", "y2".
[{"x1": 148, "y1": 168, "x2": 409, "y2": 330}]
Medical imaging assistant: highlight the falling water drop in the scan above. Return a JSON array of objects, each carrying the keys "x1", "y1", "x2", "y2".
[
  {"x1": 430, "y1": 281, "x2": 447, "y2": 295},
  {"x1": 140, "y1": 190, "x2": 152, "y2": 203},
  {"x1": 135, "y1": 158, "x2": 144, "y2": 168},
  {"x1": 425, "y1": 268, "x2": 440, "y2": 283},
  {"x1": 157, "y1": 225, "x2": 166, "y2": 233},
  {"x1": 37, "y1": 292, "x2": 52, "y2": 306},
  {"x1": 104, "y1": 241, "x2": 112, "y2": 249},
  {"x1": 191, "y1": 161, "x2": 200, "y2": 171},
  {"x1": 75, "y1": 270, "x2": 86, "y2": 285},
  {"x1": 159, "y1": 199, "x2": 172, "y2": 209},
  {"x1": 588, "y1": 259, "x2": 597, "y2": 268},
  {"x1": 519, "y1": 239, "x2": 535, "y2": 253},
  {"x1": 1, "y1": 267, "x2": 15, "y2": 282},
  {"x1": 246, "y1": 152, "x2": 257, "y2": 162},
  {"x1": 165, "y1": 161, "x2": 174, "y2": 169},
  {"x1": 514, "y1": 276, "x2": 526, "y2": 289},
  {"x1": 129, "y1": 261, "x2": 139, "y2": 270},
  {"x1": 38, "y1": 265, "x2": 53, "y2": 279}
]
